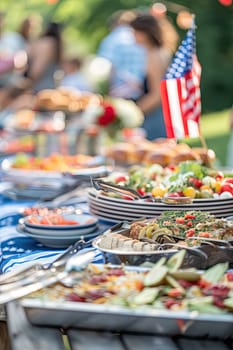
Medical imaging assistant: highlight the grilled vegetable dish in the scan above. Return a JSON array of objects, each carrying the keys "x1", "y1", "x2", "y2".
[{"x1": 97, "y1": 211, "x2": 233, "y2": 252}]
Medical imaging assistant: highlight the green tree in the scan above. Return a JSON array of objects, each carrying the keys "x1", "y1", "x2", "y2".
[{"x1": 1, "y1": 0, "x2": 232, "y2": 112}]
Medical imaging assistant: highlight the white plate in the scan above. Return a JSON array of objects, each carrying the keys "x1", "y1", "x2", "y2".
[
  {"x1": 89, "y1": 200, "x2": 233, "y2": 216},
  {"x1": 89, "y1": 208, "x2": 137, "y2": 223},
  {"x1": 88, "y1": 189, "x2": 233, "y2": 219},
  {"x1": 0, "y1": 158, "x2": 112, "y2": 185}
]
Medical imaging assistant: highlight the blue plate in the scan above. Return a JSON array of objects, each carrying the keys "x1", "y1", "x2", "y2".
[{"x1": 22, "y1": 213, "x2": 98, "y2": 231}]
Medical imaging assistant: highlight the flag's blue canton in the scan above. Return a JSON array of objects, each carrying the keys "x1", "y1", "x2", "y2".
[{"x1": 165, "y1": 26, "x2": 195, "y2": 79}]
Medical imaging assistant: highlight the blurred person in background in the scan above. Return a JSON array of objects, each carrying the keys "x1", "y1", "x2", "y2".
[
  {"x1": 130, "y1": 13, "x2": 177, "y2": 140},
  {"x1": 60, "y1": 57, "x2": 94, "y2": 92},
  {"x1": 227, "y1": 105, "x2": 233, "y2": 168},
  {"x1": 0, "y1": 15, "x2": 33, "y2": 85},
  {"x1": 24, "y1": 21, "x2": 62, "y2": 93},
  {"x1": 97, "y1": 10, "x2": 146, "y2": 101},
  {"x1": 0, "y1": 15, "x2": 34, "y2": 110},
  {"x1": 150, "y1": 2, "x2": 179, "y2": 55}
]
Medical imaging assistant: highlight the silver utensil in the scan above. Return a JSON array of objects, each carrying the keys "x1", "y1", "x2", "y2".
[
  {"x1": 0, "y1": 238, "x2": 92, "y2": 285},
  {"x1": 0, "y1": 250, "x2": 95, "y2": 304},
  {"x1": 91, "y1": 178, "x2": 193, "y2": 204}
]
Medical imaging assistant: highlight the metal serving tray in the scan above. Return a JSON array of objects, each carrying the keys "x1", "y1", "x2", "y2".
[
  {"x1": 21, "y1": 263, "x2": 233, "y2": 339},
  {"x1": 92, "y1": 221, "x2": 233, "y2": 269},
  {"x1": 21, "y1": 298, "x2": 233, "y2": 339}
]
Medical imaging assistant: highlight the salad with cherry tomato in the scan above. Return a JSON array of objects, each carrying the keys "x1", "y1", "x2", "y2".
[{"x1": 107, "y1": 161, "x2": 233, "y2": 200}]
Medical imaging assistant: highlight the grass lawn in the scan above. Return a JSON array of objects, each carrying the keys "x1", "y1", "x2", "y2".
[{"x1": 184, "y1": 109, "x2": 231, "y2": 167}]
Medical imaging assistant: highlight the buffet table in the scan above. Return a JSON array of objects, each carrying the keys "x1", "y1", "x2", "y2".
[
  {"x1": 6, "y1": 301, "x2": 233, "y2": 350},
  {"x1": 0, "y1": 160, "x2": 232, "y2": 349}
]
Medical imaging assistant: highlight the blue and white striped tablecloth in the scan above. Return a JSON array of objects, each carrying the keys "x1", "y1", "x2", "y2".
[{"x1": 0, "y1": 192, "x2": 110, "y2": 273}]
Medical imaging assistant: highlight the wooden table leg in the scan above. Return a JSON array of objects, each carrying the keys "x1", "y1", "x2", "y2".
[{"x1": 0, "y1": 321, "x2": 10, "y2": 350}]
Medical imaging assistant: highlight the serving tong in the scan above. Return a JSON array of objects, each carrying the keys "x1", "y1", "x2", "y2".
[
  {"x1": 0, "y1": 249, "x2": 95, "y2": 304},
  {"x1": 91, "y1": 178, "x2": 193, "y2": 204}
]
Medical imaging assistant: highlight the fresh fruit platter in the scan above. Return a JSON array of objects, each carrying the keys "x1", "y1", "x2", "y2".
[{"x1": 21, "y1": 254, "x2": 233, "y2": 338}]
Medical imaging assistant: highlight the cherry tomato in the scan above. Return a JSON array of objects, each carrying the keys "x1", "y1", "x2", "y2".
[
  {"x1": 215, "y1": 171, "x2": 224, "y2": 180},
  {"x1": 176, "y1": 217, "x2": 185, "y2": 224},
  {"x1": 187, "y1": 221, "x2": 193, "y2": 227},
  {"x1": 115, "y1": 175, "x2": 127, "y2": 183},
  {"x1": 224, "y1": 178, "x2": 233, "y2": 184},
  {"x1": 168, "y1": 192, "x2": 182, "y2": 197},
  {"x1": 220, "y1": 183, "x2": 233, "y2": 195},
  {"x1": 226, "y1": 272, "x2": 233, "y2": 282},
  {"x1": 185, "y1": 214, "x2": 196, "y2": 219},
  {"x1": 137, "y1": 188, "x2": 145, "y2": 196},
  {"x1": 186, "y1": 228, "x2": 196, "y2": 237},
  {"x1": 188, "y1": 177, "x2": 203, "y2": 189}
]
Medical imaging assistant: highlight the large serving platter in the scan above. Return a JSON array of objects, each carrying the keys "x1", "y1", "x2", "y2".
[
  {"x1": 92, "y1": 219, "x2": 233, "y2": 268},
  {"x1": 21, "y1": 262, "x2": 233, "y2": 339},
  {"x1": 21, "y1": 298, "x2": 233, "y2": 338},
  {"x1": 0, "y1": 157, "x2": 112, "y2": 187},
  {"x1": 88, "y1": 189, "x2": 233, "y2": 222}
]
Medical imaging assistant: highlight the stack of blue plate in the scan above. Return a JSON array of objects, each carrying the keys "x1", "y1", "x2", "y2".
[{"x1": 18, "y1": 213, "x2": 99, "y2": 248}]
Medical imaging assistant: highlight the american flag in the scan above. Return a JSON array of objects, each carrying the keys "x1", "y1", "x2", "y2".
[{"x1": 160, "y1": 21, "x2": 202, "y2": 139}]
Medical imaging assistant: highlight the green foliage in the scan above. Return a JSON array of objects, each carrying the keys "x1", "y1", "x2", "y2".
[{"x1": 1, "y1": 0, "x2": 232, "y2": 112}]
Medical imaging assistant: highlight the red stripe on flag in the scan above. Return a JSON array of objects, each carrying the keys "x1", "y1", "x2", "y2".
[{"x1": 160, "y1": 80, "x2": 174, "y2": 138}]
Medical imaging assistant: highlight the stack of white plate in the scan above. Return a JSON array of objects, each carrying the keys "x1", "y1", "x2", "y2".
[
  {"x1": 88, "y1": 188, "x2": 233, "y2": 223},
  {"x1": 18, "y1": 213, "x2": 99, "y2": 248}
]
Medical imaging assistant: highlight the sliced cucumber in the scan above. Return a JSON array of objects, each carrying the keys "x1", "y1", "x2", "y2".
[
  {"x1": 144, "y1": 266, "x2": 168, "y2": 287},
  {"x1": 165, "y1": 275, "x2": 185, "y2": 294},
  {"x1": 202, "y1": 262, "x2": 229, "y2": 283},
  {"x1": 166, "y1": 250, "x2": 186, "y2": 271},
  {"x1": 132, "y1": 288, "x2": 159, "y2": 305},
  {"x1": 224, "y1": 298, "x2": 233, "y2": 311},
  {"x1": 169, "y1": 269, "x2": 200, "y2": 282}
]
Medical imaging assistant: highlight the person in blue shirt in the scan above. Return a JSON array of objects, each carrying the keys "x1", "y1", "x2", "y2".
[
  {"x1": 97, "y1": 10, "x2": 146, "y2": 101},
  {"x1": 60, "y1": 57, "x2": 94, "y2": 92}
]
